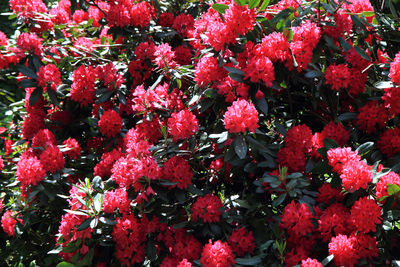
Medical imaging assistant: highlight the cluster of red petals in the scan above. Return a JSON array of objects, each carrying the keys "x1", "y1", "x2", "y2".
[
  {"x1": 191, "y1": 194, "x2": 223, "y2": 223},
  {"x1": 200, "y1": 240, "x2": 235, "y2": 267}
]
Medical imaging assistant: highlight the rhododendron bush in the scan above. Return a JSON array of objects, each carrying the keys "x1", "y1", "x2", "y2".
[{"x1": 2, "y1": 0, "x2": 400, "y2": 266}]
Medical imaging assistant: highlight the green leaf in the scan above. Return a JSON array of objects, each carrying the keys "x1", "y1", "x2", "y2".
[
  {"x1": 323, "y1": 138, "x2": 339, "y2": 149},
  {"x1": 18, "y1": 79, "x2": 37, "y2": 88},
  {"x1": 258, "y1": 0, "x2": 270, "y2": 11},
  {"x1": 249, "y1": 0, "x2": 260, "y2": 8},
  {"x1": 56, "y1": 262, "x2": 75, "y2": 267},
  {"x1": 354, "y1": 46, "x2": 371, "y2": 61},
  {"x1": 234, "y1": 0, "x2": 246, "y2": 6},
  {"x1": 324, "y1": 35, "x2": 340, "y2": 51},
  {"x1": 93, "y1": 194, "x2": 102, "y2": 213},
  {"x1": 173, "y1": 221, "x2": 189, "y2": 229},
  {"x1": 228, "y1": 72, "x2": 245, "y2": 83},
  {"x1": 321, "y1": 3, "x2": 335, "y2": 13},
  {"x1": 99, "y1": 217, "x2": 117, "y2": 225},
  {"x1": 47, "y1": 89, "x2": 60, "y2": 107},
  {"x1": 17, "y1": 65, "x2": 38, "y2": 79},
  {"x1": 224, "y1": 66, "x2": 246, "y2": 76},
  {"x1": 356, "y1": 141, "x2": 374, "y2": 156},
  {"x1": 77, "y1": 218, "x2": 93, "y2": 231},
  {"x1": 212, "y1": 3, "x2": 229, "y2": 13},
  {"x1": 387, "y1": 184, "x2": 400, "y2": 196},
  {"x1": 338, "y1": 37, "x2": 352, "y2": 52},
  {"x1": 305, "y1": 70, "x2": 322, "y2": 78},
  {"x1": 234, "y1": 135, "x2": 247, "y2": 159},
  {"x1": 146, "y1": 239, "x2": 157, "y2": 261},
  {"x1": 351, "y1": 15, "x2": 367, "y2": 31},
  {"x1": 272, "y1": 193, "x2": 287, "y2": 207},
  {"x1": 321, "y1": 254, "x2": 334, "y2": 266},
  {"x1": 338, "y1": 112, "x2": 357, "y2": 121},
  {"x1": 271, "y1": 8, "x2": 292, "y2": 25},
  {"x1": 29, "y1": 87, "x2": 43, "y2": 106},
  {"x1": 159, "y1": 180, "x2": 179, "y2": 186},
  {"x1": 256, "y1": 97, "x2": 268, "y2": 115},
  {"x1": 235, "y1": 257, "x2": 262, "y2": 265},
  {"x1": 96, "y1": 90, "x2": 114, "y2": 104},
  {"x1": 374, "y1": 81, "x2": 394, "y2": 89}
]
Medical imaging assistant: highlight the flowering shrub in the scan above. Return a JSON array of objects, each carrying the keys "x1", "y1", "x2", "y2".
[{"x1": 1, "y1": 0, "x2": 400, "y2": 266}]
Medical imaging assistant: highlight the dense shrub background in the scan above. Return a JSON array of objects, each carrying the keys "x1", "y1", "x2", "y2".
[{"x1": 1, "y1": 0, "x2": 400, "y2": 266}]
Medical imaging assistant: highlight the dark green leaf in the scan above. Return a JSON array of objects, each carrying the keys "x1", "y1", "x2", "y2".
[
  {"x1": 212, "y1": 3, "x2": 229, "y2": 13},
  {"x1": 235, "y1": 257, "x2": 262, "y2": 265},
  {"x1": 228, "y1": 72, "x2": 244, "y2": 83},
  {"x1": 77, "y1": 218, "x2": 93, "y2": 231},
  {"x1": 272, "y1": 193, "x2": 286, "y2": 206},
  {"x1": 338, "y1": 112, "x2": 357, "y2": 121},
  {"x1": 99, "y1": 217, "x2": 117, "y2": 225},
  {"x1": 234, "y1": 135, "x2": 247, "y2": 159},
  {"x1": 118, "y1": 92, "x2": 127, "y2": 105},
  {"x1": 47, "y1": 89, "x2": 60, "y2": 107},
  {"x1": 29, "y1": 87, "x2": 43, "y2": 106},
  {"x1": 96, "y1": 90, "x2": 114, "y2": 104},
  {"x1": 256, "y1": 97, "x2": 268, "y2": 115},
  {"x1": 354, "y1": 46, "x2": 371, "y2": 61},
  {"x1": 356, "y1": 141, "x2": 374, "y2": 156},
  {"x1": 274, "y1": 121, "x2": 287, "y2": 136},
  {"x1": 351, "y1": 15, "x2": 367, "y2": 30},
  {"x1": 17, "y1": 65, "x2": 38, "y2": 79},
  {"x1": 338, "y1": 37, "x2": 352, "y2": 52},
  {"x1": 305, "y1": 70, "x2": 322, "y2": 78},
  {"x1": 173, "y1": 221, "x2": 188, "y2": 229},
  {"x1": 159, "y1": 180, "x2": 178, "y2": 186},
  {"x1": 224, "y1": 66, "x2": 246, "y2": 76},
  {"x1": 321, "y1": 3, "x2": 335, "y2": 13},
  {"x1": 18, "y1": 79, "x2": 37, "y2": 88},
  {"x1": 324, "y1": 35, "x2": 340, "y2": 51},
  {"x1": 323, "y1": 138, "x2": 339, "y2": 149},
  {"x1": 271, "y1": 8, "x2": 292, "y2": 25},
  {"x1": 146, "y1": 239, "x2": 157, "y2": 261}
]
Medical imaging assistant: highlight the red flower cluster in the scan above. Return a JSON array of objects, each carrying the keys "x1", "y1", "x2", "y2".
[
  {"x1": 200, "y1": 240, "x2": 235, "y2": 267},
  {"x1": 223, "y1": 99, "x2": 259, "y2": 133},
  {"x1": 167, "y1": 109, "x2": 199, "y2": 141},
  {"x1": 191, "y1": 194, "x2": 223, "y2": 223},
  {"x1": 98, "y1": 110, "x2": 123, "y2": 138}
]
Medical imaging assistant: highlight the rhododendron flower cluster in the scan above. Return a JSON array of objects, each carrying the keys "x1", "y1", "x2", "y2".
[
  {"x1": 223, "y1": 99, "x2": 259, "y2": 133},
  {"x1": 191, "y1": 194, "x2": 223, "y2": 223}
]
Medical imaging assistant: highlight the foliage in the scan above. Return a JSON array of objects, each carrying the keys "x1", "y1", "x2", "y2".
[{"x1": 0, "y1": 0, "x2": 400, "y2": 266}]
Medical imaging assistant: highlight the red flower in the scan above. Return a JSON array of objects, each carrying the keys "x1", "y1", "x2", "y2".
[
  {"x1": 16, "y1": 155, "x2": 46, "y2": 187},
  {"x1": 98, "y1": 110, "x2": 123, "y2": 138},
  {"x1": 103, "y1": 188, "x2": 130, "y2": 214},
  {"x1": 376, "y1": 171, "x2": 400, "y2": 200},
  {"x1": 325, "y1": 64, "x2": 351, "y2": 91},
  {"x1": 1, "y1": 210, "x2": 22, "y2": 237},
  {"x1": 340, "y1": 159, "x2": 373, "y2": 192},
  {"x1": 191, "y1": 194, "x2": 223, "y2": 223},
  {"x1": 378, "y1": 127, "x2": 400, "y2": 157},
  {"x1": 350, "y1": 197, "x2": 381, "y2": 233},
  {"x1": 167, "y1": 109, "x2": 199, "y2": 141},
  {"x1": 280, "y1": 201, "x2": 314, "y2": 239},
  {"x1": 62, "y1": 138, "x2": 81, "y2": 160},
  {"x1": 228, "y1": 227, "x2": 256, "y2": 257},
  {"x1": 163, "y1": 156, "x2": 193, "y2": 189},
  {"x1": 328, "y1": 234, "x2": 359, "y2": 267},
  {"x1": 37, "y1": 64, "x2": 61, "y2": 91},
  {"x1": 223, "y1": 99, "x2": 259, "y2": 133},
  {"x1": 40, "y1": 145, "x2": 65, "y2": 173},
  {"x1": 200, "y1": 240, "x2": 235, "y2": 267},
  {"x1": 389, "y1": 52, "x2": 400, "y2": 84},
  {"x1": 301, "y1": 258, "x2": 323, "y2": 267}
]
